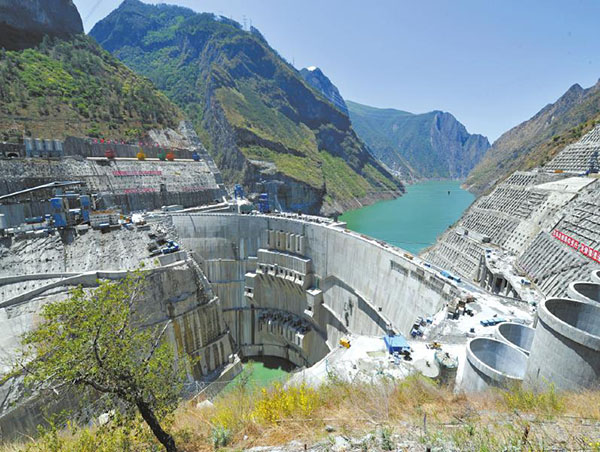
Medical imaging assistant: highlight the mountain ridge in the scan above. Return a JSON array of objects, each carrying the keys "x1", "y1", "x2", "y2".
[
  {"x1": 90, "y1": 0, "x2": 402, "y2": 215},
  {"x1": 465, "y1": 79, "x2": 600, "y2": 194},
  {"x1": 299, "y1": 66, "x2": 349, "y2": 116},
  {"x1": 346, "y1": 100, "x2": 490, "y2": 181}
]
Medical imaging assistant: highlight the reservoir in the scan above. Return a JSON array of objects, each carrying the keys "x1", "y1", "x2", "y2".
[{"x1": 340, "y1": 180, "x2": 474, "y2": 254}]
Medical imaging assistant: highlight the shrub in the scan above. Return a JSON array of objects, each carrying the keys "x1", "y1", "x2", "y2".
[{"x1": 252, "y1": 383, "x2": 318, "y2": 425}]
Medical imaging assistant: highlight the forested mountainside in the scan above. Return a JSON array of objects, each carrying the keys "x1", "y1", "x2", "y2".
[
  {"x1": 347, "y1": 101, "x2": 490, "y2": 181},
  {"x1": 0, "y1": 34, "x2": 184, "y2": 141},
  {"x1": 466, "y1": 80, "x2": 600, "y2": 194},
  {"x1": 90, "y1": 0, "x2": 402, "y2": 215}
]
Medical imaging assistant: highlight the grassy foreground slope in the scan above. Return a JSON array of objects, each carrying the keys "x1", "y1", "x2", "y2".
[
  {"x1": 90, "y1": 0, "x2": 402, "y2": 214},
  {"x1": 4, "y1": 375, "x2": 599, "y2": 451},
  {"x1": 0, "y1": 34, "x2": 183, "y2": 141}
]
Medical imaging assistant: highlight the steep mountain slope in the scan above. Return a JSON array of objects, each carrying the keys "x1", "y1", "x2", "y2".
[
  {"x1": 0, "y1": 34, "x2": 184, "y2": 140},
  {"x1": 347, "y1": 101, "x2": 490, "y2": 181},
  {"x1": 0, "y1": 0, "x2": 83, "y2": 50},
  {"x1": 466, "y1": 80, "x2": 600, "y2": 194},
  {"x1": 90, "y1": 0, "x2": 402, "y2": 215},
  {"x1": 300, "y1": 66, "x2": 349, "y2": 116}
]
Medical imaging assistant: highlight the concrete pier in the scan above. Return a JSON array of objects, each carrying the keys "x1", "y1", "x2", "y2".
[
  {"x1": 461, "y1": 337, "x2": 528, "y2": 392},
  {"x1": 526, "y1": 298, "x2": 600, "y2": 391}
]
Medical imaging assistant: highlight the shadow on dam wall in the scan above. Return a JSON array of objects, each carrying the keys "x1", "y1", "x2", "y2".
[{"x1": 171, "y1": 212, "x2": 462, "y2": 367}]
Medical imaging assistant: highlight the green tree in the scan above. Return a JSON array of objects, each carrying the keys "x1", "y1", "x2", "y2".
[{"x1": 17, "y1": 271, "x2": 183, "y2": 452}]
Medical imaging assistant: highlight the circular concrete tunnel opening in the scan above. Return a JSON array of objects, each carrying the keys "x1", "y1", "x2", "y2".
[
  {"x1": 526, "y1": 298, "x2": 600, "y2": 391},
  {"x1": 495, "y1": 322, "x2": 535, "y2": 355},
  {"x1": 542, "y1": 298, "x2": 600, "y2": 344},
  {"x1": 468, "y1": 338, "x2": 528, "y2": 380},
  {"x1": 462, "y1": 338, "x2": 528, "y2": 391},
  {"x1": 568, "y1": 281, "x2": 600, "y2": 305}
]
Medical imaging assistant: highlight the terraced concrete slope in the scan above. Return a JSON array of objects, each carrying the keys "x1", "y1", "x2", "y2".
[
  {"x1": 422, "y1": 124, "x2": 600, "y2": 299},
  {"x1": 0, "y1": 34, "x2": 184, "y2": 140},
  {"x1": 466, "y1": 80, "x2": 600, "y2": 195},
  {"x1": 90, "y1": 0, "x2": 402, "y2": 215},
  {"x1": 347, "y1": 101, "x2": 490, "y2": 182}
]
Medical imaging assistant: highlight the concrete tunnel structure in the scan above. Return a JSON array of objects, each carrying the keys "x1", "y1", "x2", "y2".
[
  {"x1": 461, "y1": 337, "x2": 528, "y2": 392},
  {"x1": 494, "y1": 322, "x2": 535, "y2": 356},
  {"x1": 526, "y1": 298, "x2": 600, "y2": 391},
  {"x1": 567, "y1": 281, "x2": 600, "y2": 305}
]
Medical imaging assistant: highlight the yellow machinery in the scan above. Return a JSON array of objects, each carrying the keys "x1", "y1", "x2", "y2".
[{"x1": 339, "y1": 338, "x2": 351, "y2": 348}]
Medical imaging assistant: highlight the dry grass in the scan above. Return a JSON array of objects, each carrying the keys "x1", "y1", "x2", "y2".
[{"x1": 3, "y1": 375, "x2": 600, "y2": 451}]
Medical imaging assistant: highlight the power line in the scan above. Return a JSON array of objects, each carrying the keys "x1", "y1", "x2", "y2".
[{"x1": 83, "y1": 0, "x2": 106, "y2": 28}]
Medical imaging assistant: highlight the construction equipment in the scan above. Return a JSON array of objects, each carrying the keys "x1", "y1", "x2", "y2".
[{"x1": 161, "y1": 240, "x2": 180, "y2": 255}]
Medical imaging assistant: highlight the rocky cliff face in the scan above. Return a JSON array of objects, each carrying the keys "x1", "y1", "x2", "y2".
[
  {"x1": 466, "y1": 80, "x2": 600, "y2": 194},
  {"x1": 90, "y1": 0, "x2": 402, "y2": 215},
  {"x1": 347, "y1": 101, "x2": 490, "y2": 181},
  {"x1": 300, "y1": 66, "x2": 349, "y2": 116},
  {"x1": 0, "y1": 0, "x2": 83, "y2": 50}
]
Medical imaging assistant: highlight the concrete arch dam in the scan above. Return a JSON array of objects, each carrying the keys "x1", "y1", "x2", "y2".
[{"x1": 172, "y1": 213, "x2": 461, "y2": 367}]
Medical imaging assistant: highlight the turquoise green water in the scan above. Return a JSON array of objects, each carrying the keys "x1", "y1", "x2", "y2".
[
  {"x1": 225, "y1": 359, "x2": 290, "y2": 393},
  {"x1": 340, "y1": 180, "x2": 474, "y2": 254}
]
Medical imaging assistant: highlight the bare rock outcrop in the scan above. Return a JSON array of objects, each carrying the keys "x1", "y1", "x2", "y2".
[{"x1": 0, "y1": 0, "x2": 83, "y2": 50}]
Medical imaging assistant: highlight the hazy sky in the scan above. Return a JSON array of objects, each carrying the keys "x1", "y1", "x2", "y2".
[{"x1": 74, "y1": 0, "x2": 600, "y2": 142}]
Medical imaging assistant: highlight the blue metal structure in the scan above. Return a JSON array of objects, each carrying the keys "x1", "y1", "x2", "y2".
[
  {"x1": 258, "y1": 193, "x2": 269, "y2": 213},
  {"x1": 384, "y1": 335, "x2": 410, "y2": 354},
  {"x1": 234, "y1": 184, "x2": 245, "y2": 199},
  {"x1": 50, "y1": 197, "x2": 67, "y2": 228},
  {"x1": 80, "y1": 195, "x2": 91, "y2": 222}
]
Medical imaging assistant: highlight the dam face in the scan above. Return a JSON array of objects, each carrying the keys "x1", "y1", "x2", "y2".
[{"x1": 172, "y1": 213, "x2": 461, "y2": 366}]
